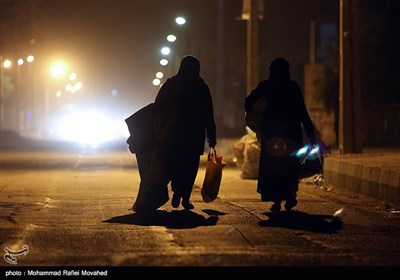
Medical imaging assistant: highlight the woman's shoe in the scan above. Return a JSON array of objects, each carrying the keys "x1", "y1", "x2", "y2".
[
  {"x1": 182, "y1": 200, "x2": 194, "y2": 210},
  {"x1": 171, "y1": 193, "x2": 181, "y2": 208},
  {"x1": 269, "y1": 202, "x2": 281, "y2": 212},
  {"x1": 284, "y1": 199, "x2": 298, "y2": 210}
]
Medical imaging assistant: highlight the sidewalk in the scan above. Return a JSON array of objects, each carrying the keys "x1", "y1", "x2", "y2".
[
  {"x1": 323, "y1": 149, "x2": 400, "y2": 205},
  {"x1": 216, "y1": 138, "x2": 400, "y2": 205}
]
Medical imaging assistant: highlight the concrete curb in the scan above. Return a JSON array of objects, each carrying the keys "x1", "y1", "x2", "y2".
[{"x1": 323, "y1": 153, "x2": 400, "y2": 205}]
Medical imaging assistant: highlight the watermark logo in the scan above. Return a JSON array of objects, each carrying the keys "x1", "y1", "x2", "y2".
[{"x1": 4, "y1": 245, "x2": 29, "y2": 265}]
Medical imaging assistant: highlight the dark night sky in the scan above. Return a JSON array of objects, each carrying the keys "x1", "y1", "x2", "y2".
[
  {"x1": 2, "y1": 0, "x2": 343, "y2": 119},
  {"x1": 27, "y1": 0, "x2": 238, "y2": 117},
  {"x1": 2, "y1": 0, "x2": 397, "y2": 133}
]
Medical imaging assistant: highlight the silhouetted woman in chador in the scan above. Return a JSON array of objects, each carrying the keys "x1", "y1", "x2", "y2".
[
  {"x1": 245, "y1": 57, "x2": 316, "y2": 212},
  {"x1": 152, "y1": 55, "x2": 217, "y2": 210},
  {"x1": 130, "y1": 56, "x2": 216, "y2": 213}
]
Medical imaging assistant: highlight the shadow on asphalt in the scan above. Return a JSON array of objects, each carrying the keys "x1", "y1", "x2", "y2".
[
  {"x1": 103, "y1": 209, "x2": 219, "y2": 229},
  {"x1": 258, "y1": 210, "x2": 343, "y2": 233}
]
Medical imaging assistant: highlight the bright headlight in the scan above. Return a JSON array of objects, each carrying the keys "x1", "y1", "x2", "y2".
[{"x1": 58, "y1": 111, "x2": 120, "y2": 147}]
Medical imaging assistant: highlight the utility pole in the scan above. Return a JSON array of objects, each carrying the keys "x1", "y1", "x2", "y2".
[
  {"x1": 215, "y1": 0, "x2": 225, "y2": 128},
  {"x1": 242, "y1": 0, "x2": 262, "y2": 96},
  {"x1": 339, "y1": 0, "x2": 363, "y2": 154}
]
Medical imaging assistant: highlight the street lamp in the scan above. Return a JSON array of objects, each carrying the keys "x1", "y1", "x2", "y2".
[
  {"x1": 27, "y1": 55, "x2": 34, "y2": 63},
  {"x1": 69, "y1": 72, "x2": 76, "y2": 81},
  {"x1": 73, "y1": 81, "x2": 83, "y2": 92},
  {"x1": 175, "y1": 16, "x2": 186, "y2": 25},
  {"x1": 50, "y1": 61, "x2": 67, "y2": 78},
  {"x1": 161, "y1": 46, "x2": 171, "y2": 56},
  {"x1": 152, "y1": 78, "x2": 161, "y2": 86},
  {"x1": 65, "y1": 84, "x2": 72, "y2": 92},
  {"x1": 160, "y1": 59, "x2": 168, "y2": 66},
  {"x1": 152, "y1": 16, "x2": 187, "y2": 86},
  {"x1": 3, "y1": 59, "x2": 12, "y2": 68},
  {"x1": 156, "y1": 72, "x2": 163, "y2": 79},
  {"x1": 167, "y1": 35, "x2": 176, "y2": 42},
  {"x1": 173, "y1": 16, "x2": 188, "y2": 72}
]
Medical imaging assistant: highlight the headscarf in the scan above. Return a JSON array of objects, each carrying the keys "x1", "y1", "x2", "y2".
[
  {"x1": 268, "y1": 57, "x2": 291, "y2": 81},
  {"x1": 177, "y1": 55, "x2": 200, "y2": 78}
]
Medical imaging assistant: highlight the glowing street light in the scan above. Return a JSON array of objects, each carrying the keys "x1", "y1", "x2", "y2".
[
  {"x1": 74, "y1": 81, "x2": 83, "y2": 91},
  {"x1": 156, "y1": 72, "x2": 163, "y2": 79},
  {"x1": 69, "y1": 72, "x2": 76, "y2": 81},
  {"x1": 161, "y1": 47, "x2": 171, "y2": 56},
  {"x1": 3, "y1": 59, "x2": 12, "y2": 68},
  {"x1": 160, "y1": 59, "x2": 168, "y2": 66},
  {"x1": 27, "y1": 55, "x2": 34, "y2": 63},
  {"x1": 152, "y1": 16, "x2": 187, "y2": 86},
  {"x1": 153, "y1": 78, "x2": 161, "y2": 86},
  {"x1": 51, "y1": 61, "x2": 67, "y2": 78},
  {"x1": 65, "y1": 84, "x2": 72, "y2": 91},
  {"x1": 70, "y1": 81, "x2": 83, "y2": 93},
  {"x1": 175, "y1": 16, "x2": 186, "y2": 25},
  {"x1": 167, "y1": 34, "x2": 177, "y2": 42}
]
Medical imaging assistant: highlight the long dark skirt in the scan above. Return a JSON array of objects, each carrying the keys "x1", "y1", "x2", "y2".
[
  {"x1": 166, "y1": 147, "x2": 200, "y2": 201},
  {"x1": 132, "y1": 149, "x2": 169, "y2": 212},
  {"x1": 257, "y1": 136, "x2": 300, "y2": 202}
]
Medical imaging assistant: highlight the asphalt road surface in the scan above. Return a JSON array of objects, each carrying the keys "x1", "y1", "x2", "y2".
[{"x1": 1, "y1": 148, "x2": 400, "y2": 275}]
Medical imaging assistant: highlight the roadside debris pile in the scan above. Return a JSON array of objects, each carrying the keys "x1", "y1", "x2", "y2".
[
  {"x1": 233, "y1": 128, "x2": 326, "y2": 183},
  {"x1": 233, "y1": 129, "x2": 260, "y2": 179}
]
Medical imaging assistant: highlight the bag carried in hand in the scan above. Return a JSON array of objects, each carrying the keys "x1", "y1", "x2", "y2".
[
  {"x1": 297, "y1": 144, "x2": 323, "y2": 179},
  {"x1": 201, "y1": 148, "x2": 225, "y2": 203}
]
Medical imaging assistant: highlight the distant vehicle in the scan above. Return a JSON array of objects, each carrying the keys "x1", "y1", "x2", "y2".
[{"x1": 47, "y1": 105, "x2": 129, "y2": 149}]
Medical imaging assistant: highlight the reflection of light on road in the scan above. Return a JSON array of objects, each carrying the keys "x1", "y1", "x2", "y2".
[
  {"x1": 58, "y1": 111, "x2": 120, "y2": 148},
  {"x1": 334, "y1": 208, "x2": 344, "y2": 217}
]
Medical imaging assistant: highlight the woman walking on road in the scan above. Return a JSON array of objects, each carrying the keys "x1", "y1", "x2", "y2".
[
  {"x1": 245, "y1": 57, "x2": 316, "y2": 212},
  {"x1": 152, "y1": 55, "x2": 217, "y2": 210}
]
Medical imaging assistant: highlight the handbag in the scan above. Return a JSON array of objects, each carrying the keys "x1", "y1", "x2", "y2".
[
  {"x1": 297, "y1": 144, "x2": 323, "y2": 179},
  {"x1": 201, "y1": 148, "x2": 226, "y2": 203}
]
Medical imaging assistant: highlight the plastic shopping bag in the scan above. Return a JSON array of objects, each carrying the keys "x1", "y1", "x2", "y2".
[
  {"x1": 201, "y1": 148, "x2": 226, "y2": 203},
  {"x1": 296, "y1": 144, "x2": 323, "y2": 179}
]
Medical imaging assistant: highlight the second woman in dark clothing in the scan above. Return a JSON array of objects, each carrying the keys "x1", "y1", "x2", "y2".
[
  {"x1": 153, "y1": 55, "x2": 217, "y2": 210},
  {"x1": 245, "y1": 57, "x2": 316, "y2": 212}
]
